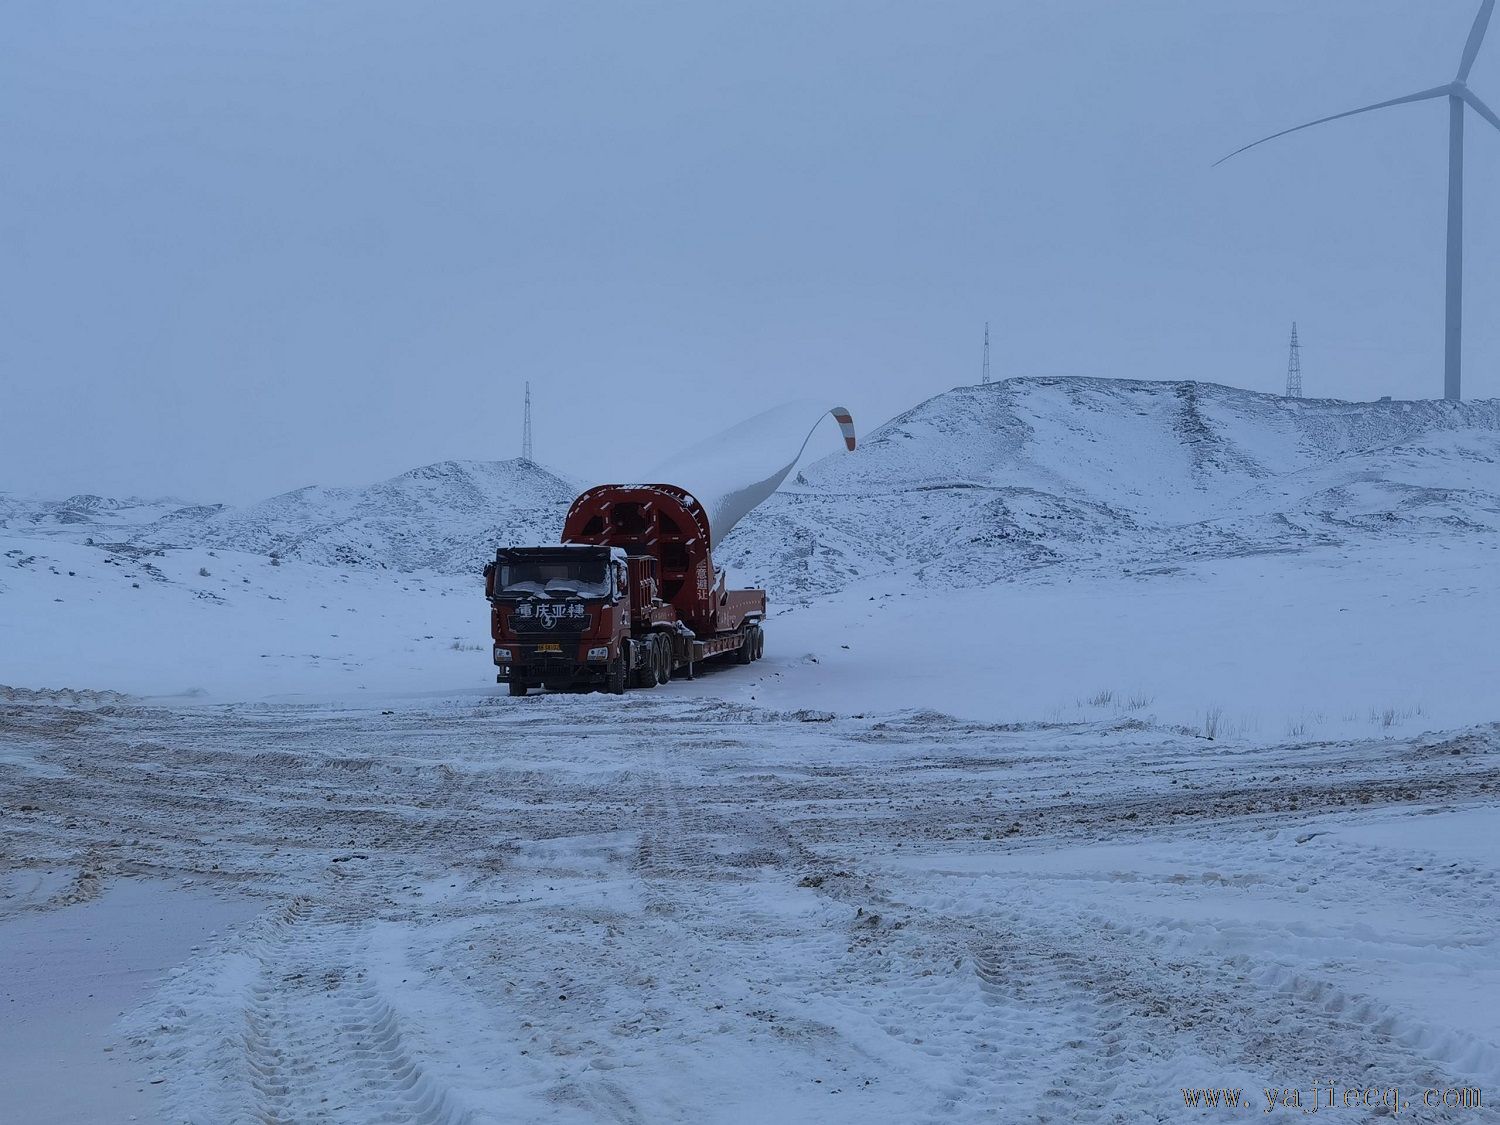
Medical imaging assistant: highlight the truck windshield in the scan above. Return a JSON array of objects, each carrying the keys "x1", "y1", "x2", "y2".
[{"x1": 497, "y1": 554, "x2": 611, "y2": 598}]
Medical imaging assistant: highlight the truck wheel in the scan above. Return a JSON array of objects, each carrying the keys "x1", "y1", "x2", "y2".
[
  {"x1": 737, "y1": 629, "x2": 754, "y2": 664},
  {"x1": 627, "y1": 640, "x2": 651, "y2": 688},
  {"x1": 641, "y1": 640, "x2": 657, "y2": 688},
  {"x1": 508, "y1": 678, "x2": 528, "y2": 697},
  {"x1": 654, "y1": 635, "x2": 671, "y2": 685},
  {"x1": 607, "y1": 658, "x2": 627, "y2": 695},
  {"x1": 754, "y1": 626, "x2": 764, "y2": 660}
]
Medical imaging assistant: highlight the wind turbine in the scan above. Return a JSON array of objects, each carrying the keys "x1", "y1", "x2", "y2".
[{"x1": 1217, "y1": 0, "x2": 1500, "y2": 401}]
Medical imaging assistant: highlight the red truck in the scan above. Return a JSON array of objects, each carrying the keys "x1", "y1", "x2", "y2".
[{"x1": 483, "y1": 483, "x2": 767, "y2": 695}]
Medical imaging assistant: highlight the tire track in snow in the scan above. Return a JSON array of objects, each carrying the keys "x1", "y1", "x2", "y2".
[
  {"x1": 136, "y1": 895, "x2": 479, "y2": 1125},
  {"x1": 6, "y1": 693, "x2": 1497, "y2": 1122}
]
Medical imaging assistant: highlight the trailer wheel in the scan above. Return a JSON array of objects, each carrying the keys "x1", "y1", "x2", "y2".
[
  {"x1": 508, "y1": 678, "x2": 528, "y2": 697},
  {"x1": 607, "y1": 658, "x2": 627, "y2": 695}
]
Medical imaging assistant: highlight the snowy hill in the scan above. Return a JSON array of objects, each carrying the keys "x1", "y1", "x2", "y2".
[
  {"x1": 0, "y1": 493, "x2": 201, "y2": 541},
  {"x1": 136, "y1": 458, "x2": 577, "y2": 573},
  {"x1": 720, "y1": 377, "x2": 1500, "y2": 597},
  {"x1": 4, "y1": 459, "x2": 578, "y2": 575},
  {"x1": 8, "y1": 380, "x2": 1500, "y2": 594}
]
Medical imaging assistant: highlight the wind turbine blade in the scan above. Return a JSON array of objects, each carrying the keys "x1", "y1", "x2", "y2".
[
  {"x1": 1214, "y1": 86, "x2": 1452, "y2": 167},
  {"x1": 1457, "y1": 0, "x2": 1496, "y2": 82},
  {"x1": 1461, "y1": 85, "x2": 1500, "y2": 133},
  {"x1": 648, "y1": 401, "x2": 857, "y2": 547}
]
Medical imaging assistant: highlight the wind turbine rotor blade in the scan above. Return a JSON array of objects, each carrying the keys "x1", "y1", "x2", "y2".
[
  {"x1": 1460, "y1": 85, "x2": 1500, "y2": 133},
  {"x1": 1457, "y1": 0, "x2": 1496, "y2": 82},
  {"x1": 1214, "y1": 86, "x2": 1453, "y2": 166}
]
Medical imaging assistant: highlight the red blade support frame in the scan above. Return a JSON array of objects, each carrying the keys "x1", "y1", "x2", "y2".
[{"x1": 561, "y1": 483, "x2": 732, "y2": 637}]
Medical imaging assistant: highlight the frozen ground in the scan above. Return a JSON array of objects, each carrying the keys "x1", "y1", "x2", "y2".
[
  {"x1": 3, "y1": 377, "x2": 1498, "y2": 1120},
  {"x1": 2, "y1": 689, "x2": 1496, "y2": 1122}
]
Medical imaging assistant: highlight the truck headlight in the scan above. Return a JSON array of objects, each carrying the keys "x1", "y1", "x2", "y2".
[
  {"x1": 493, "y1": 646, "x2": 512, "y2": 664},
  {"x1": 586, "y1": 646, "x2": 609, "y2": 662}
]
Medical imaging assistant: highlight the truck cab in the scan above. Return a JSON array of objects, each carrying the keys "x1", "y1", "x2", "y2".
[{"x1": 484, "y1": 545, "x2": 635, "y2": 695}]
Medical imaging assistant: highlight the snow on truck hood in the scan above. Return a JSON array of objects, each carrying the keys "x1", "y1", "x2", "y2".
[{"x1": 647, "y1": 401, "x2": 856, "y2": 547}]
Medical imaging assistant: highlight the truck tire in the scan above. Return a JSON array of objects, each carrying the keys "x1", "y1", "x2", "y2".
[
  {"x1": 607, "y1": 658, "x2": 627, "y2": 695},
  {"x1": 737, "y1": 628, "x2": 754, "y2": 664},
  {"x1": 508, "y1": 678, "x2": 528, "y2": 697},
  {"x1": 642, "y1": 640, "x2": 659, "y2": 688},
  {"x1": 754, "y1": 625, "x2": 764, "y2": 660},
  {"x1": 627, "y1": 640, "x2": 651, "y2": 688},
  {"x1": 654, "y1": 635, "x2": 671, "y2": 685}
]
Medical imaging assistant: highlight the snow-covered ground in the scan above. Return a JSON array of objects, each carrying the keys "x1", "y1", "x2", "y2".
[
  {"x1": 1, "y1": 530, "x2": 1491, "y2": 743},
  {"x1": 0, "y1": 536, "x2": 481, "y2": 701},
  {"x1": 744, "y1": 537, "x2": 1500, "y2": 742},
  {"x1": 3, "y1": 690, "x2": 1495, "y2": 1122},
  {"x1": 3, "y1": 377, "x2": 1498, "y2": 1121}
]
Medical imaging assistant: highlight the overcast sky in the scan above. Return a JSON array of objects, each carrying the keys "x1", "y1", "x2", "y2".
[{"x1": 4, "y1": 1, "x2": 1499, "y2": 503}]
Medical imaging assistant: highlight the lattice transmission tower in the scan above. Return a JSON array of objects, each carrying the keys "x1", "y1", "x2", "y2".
[
  {"x1": 521, "y1": 381, "x2": 534, "y2": 462},
  {"x1": 981, "y1": 322, "x2": 992, "y2": 385},
  {"x1": 1285, "y1": 322, "x2": 1303, "y2": 399}
]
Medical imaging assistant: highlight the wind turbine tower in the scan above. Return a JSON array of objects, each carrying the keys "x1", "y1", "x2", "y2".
[
  {"x1": 1286, "y1": 323, "x2": 1303, "y2": 399},
  {"x1": 521, "y1": 381, "x2": 534, "y2": 463},
  {"x1": 1217, "y1": 0, "x2": 1499, "y2": 401},
  {"x1": 981, "y1": 322, "x2": 992, "y2": 385}
]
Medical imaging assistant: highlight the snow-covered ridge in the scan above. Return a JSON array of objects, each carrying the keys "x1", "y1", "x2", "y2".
[
  {"x1": 7, "y1": 379, "x2": 1499, "y2": 588},
  {"x1": 801, "y1": 377, "x2": 1500, "y2": 515},
  {"x1": 6, "y1": 458, "x2": 578, "y2": 574},
  {"x1": 0, "y1": 493, "x2": 200, "y2": 536},
  {"x1": 161, "y1": 458, "x2": 579, "y2": 572},
  {"x1": 719, "y1": 377, "x2": 1500, "y2": 596}
]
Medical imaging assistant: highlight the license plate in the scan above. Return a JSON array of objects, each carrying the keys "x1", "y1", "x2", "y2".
[{"x1": 537, "y1": 644, "x2": 562, "y2": 653}]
